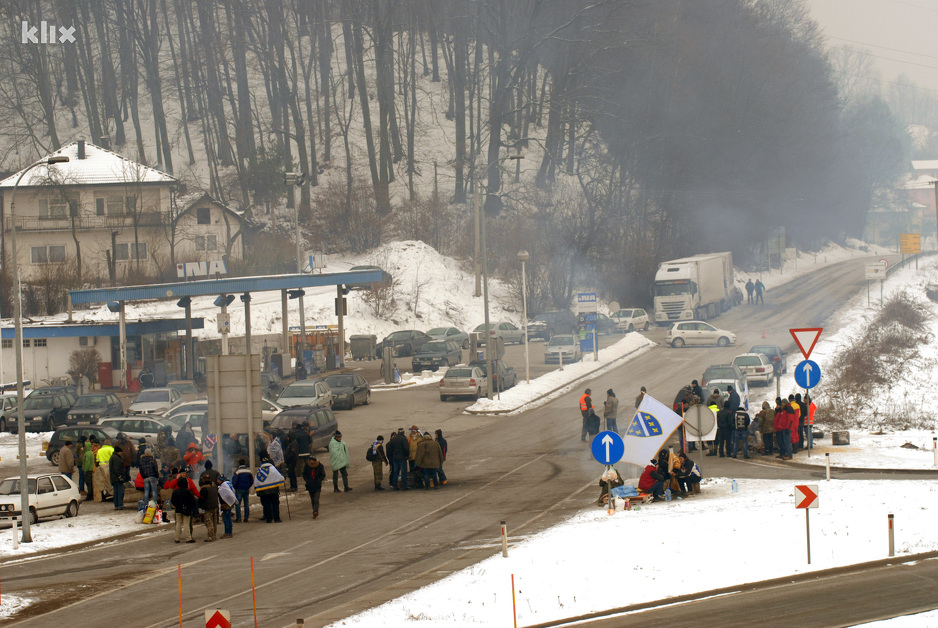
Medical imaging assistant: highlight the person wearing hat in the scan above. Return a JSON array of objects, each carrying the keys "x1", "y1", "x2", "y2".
[
  {"x1": 635, "y1": 386, "x2": 647, "y2": 409},
  {"x1": 109, "y1": 446, "x2": 126, "y2": 509},
  {"x1": 387, "y1": 429, "x2": 410, "y2": 490},
  {"x1": 328, "y1": 431, "x2": 352, "y2": 493},
  {"x1": 579, "y1": 388, "x2": 594, "y2": 442},
  {"x1": 303, "y1": 455, "x2": 326, "y2": 518},
  {"x1": 416, "y1": 432, "x2": 445, "y2": 489},
  {"x1": 367, "y1": 435, "x2": 389, "y2": 491},
  {"x1": 58, "y1": 440, "x2": 76, "y2": 480},
  {"x1": 139, "y1": 445, "x2": 160, "y2": 505},
  {"x1": 407, "y1": 426, "x2": 424, "y2": 488},
  {"x1": 603, "y1": 389, "x2": 619, "y2": 434}
]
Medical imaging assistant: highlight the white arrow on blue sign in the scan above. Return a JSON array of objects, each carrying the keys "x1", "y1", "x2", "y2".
[
  {"x1": 591, "y1": 430, "x2": 625, "y2": 465},
  {"x1": 794, "y1": 359, "x2": 821, "y2": 389}
]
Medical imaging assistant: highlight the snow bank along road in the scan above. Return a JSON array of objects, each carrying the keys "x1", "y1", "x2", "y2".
[{"x1": 3, "y1": 254, "x2": 909, "y2": 627}]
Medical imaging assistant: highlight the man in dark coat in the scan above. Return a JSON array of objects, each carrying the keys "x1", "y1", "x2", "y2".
[
  {"x1": 745, "y1": 279, "x2": 755, "y2": 304},
  {"x1": 386, "y1": 428, "x2": 410, "y2": 490},
  {"x1": 303, "y1": 456, "x2": 326, "y2": 518},
  {"x1": 109, "y1": 446, "x2": 126, "y2": 509},
  {"x1": 171, "y1": 477, "x2": 198, "y2": 543},
  {"x1": 199, "y1": 475, "x2": 220, "y2": 542}
]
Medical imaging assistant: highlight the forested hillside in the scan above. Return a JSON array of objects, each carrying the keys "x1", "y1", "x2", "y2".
[{"x1": 0, "y1": 0, "x2": 930, "y2": 309}]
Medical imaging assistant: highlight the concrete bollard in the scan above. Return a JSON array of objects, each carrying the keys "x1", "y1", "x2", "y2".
[
  {"x1": 501, "y1": 520, "x2": 509, "y2": 558},
  {"x1": 888, "y1": 514, "x2": 895, "y2": 557}
]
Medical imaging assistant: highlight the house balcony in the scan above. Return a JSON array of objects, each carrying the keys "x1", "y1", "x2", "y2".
[{"x1": 4, "y1": 212, "x2": 169, "y2": 232}]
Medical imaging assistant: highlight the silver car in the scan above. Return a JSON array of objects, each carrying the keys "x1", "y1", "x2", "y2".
[
  {"x1": 277, "y1": 380, "x2": 334, "y2": 409},
  {"x1": 473, "y1": 321, "x2": 524, "y2": 345},
  {"x1": 439, "y1": 366, "x2": 487, "y2": 401},
  {"x1": 544, "y1": 334, "x2": 582, "y2": 364},
  {"x1": 667, "y1": 321, "x2": 736, "y2": 348},
  {"x1": 426, "y1": 326, "x2": 470, "y2": 349},
  {"x1": 128, "y1": 387, "x2": 184, "y2": 415}
]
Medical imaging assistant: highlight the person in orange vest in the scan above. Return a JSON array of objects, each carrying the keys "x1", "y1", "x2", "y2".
[
  {"x1": 805, "y1": 393, "x2": 817, "y2": 449},
  {"x1": 580, "y1": 388, "x2": 594, "y2": 442}
]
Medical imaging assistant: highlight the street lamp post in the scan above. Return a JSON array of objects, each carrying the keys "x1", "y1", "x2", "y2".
[
  {"x1": 517, "y1": 250, "x2": 530, "y2": 384},
  {"x1": 8, "y1": 154, "x2": 69, "y2": 542}
]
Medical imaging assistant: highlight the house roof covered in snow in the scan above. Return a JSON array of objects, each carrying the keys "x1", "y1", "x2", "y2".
[
  {"x1": 0, "y1": 141, "x2": 176, "y2": 189},
  {"x1": 912, "y1": 159, "x2": 938, "y2": 172}
]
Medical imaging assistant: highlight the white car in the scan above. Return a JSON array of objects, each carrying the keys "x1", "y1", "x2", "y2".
[
  {"x1": 100, "y1": 416, "x2": 178, "y2": 446},
  {"x1": 610, "y1": 308, "x2": 650, "y2": 333},
  {"x1": 667, "y1": 321, "x2": 736, "y2": 348},
  {"x1": 473, "y1": 322, "x2": 525, "y2": 345},
  {"x1": 732, "y1": 353, "x2": 774, "y2": 386},
  {"x1": 0, "y1": 473, "x2": 81, "y2": 525},
  {"x1": 707, "y1": 377, "x2": 751, "y2": 412},
  {"x1": 128, "y1": 387, "x2": 184, "y2": 415},
  {"x1": 545, "y1": 334, "x2": 582, "y2": 364},
  {"x1": 277, "y1": 380, "x2": 334, "y2": 409},
  {"x1": 439, "y1": 366, "x2": 487, "y2": 401}
]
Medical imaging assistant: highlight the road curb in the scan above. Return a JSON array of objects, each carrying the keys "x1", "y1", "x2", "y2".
[
  {"x1": 464, "y1": 341, "x2": 654, "y2": 416},
  {"x1": 525, "y1": 550, "x2": 938, "y2": 628},
  {"x1": 750, "y1": 454, "x2": 938, "y2": 475}
]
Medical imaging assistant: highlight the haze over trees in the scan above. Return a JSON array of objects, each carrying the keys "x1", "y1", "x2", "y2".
[{"x1": 0, "y1": 0, "x2": 930, "y2": 310}]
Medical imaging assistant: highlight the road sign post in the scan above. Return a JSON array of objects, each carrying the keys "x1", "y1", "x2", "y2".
[{"x1": 795, "y1": 484, "x2": 818, "y2": 564}]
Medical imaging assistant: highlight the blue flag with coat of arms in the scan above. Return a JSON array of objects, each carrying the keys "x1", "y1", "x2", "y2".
[{"x1": 622, "y1": 393, "x2": 685, "y2": 467}]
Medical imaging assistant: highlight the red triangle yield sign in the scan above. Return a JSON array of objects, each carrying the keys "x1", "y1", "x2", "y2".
[
  {"x1": 790, "y1": 328, "x2": 823, "y2": 360},
  {"x1": 205, "y1": 611, "x2": 231, "y2": 628}
]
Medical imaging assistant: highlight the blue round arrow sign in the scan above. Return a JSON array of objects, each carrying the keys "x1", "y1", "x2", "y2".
[
  {"x1": 591, "y1": 430, "x2": 625, "y2": 465},
  {"x1": 794, "y1": 359, "x2": 821, "y2": 389}
]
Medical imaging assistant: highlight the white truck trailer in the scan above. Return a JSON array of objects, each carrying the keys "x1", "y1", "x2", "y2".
[{"x1": 653, "y1": 252, "x2": 735, "y2": 325}]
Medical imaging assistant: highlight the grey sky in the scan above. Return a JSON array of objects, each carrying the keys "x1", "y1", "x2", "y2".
[{"x1": 806, "y1": 0, "x2": 938, "y2": 94}]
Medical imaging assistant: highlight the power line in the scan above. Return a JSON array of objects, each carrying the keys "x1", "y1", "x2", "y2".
[{"x1": 826, "y1": 35, "x2": 938, "y2": 62}]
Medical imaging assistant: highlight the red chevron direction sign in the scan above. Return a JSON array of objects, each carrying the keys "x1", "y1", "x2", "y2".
[
  {"x1": 795, "y1": 484, "x2": 819, "y2": 509},
  {"x1": 790, "y1": 328, "x2": 823, "y2": 360},
  {"x1": 205, "y1": 610, "x2": 231, "y2": 628}
]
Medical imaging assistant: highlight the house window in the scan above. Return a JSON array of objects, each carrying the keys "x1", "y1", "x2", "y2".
[
  {"x1": 22, "y1": 339, "x2": 29, "y2": 348},
  {"x1": 49, "y1": 246, "x2": 66, "y2": 262},
  {"x1": 1, "y1": 339, "x2": 11, "y2": 349},
  {"x1": 197, "y1": 207, "x2": 211, "y2": 224},
  {"x1": 96, "y1": 198, "x2": 105, "y2": 216},
  {"x1": 125, "y1": 196, "x2": 137, "y2": 212},
  {"x1": 34, "y1": 338, "x2": 47, "y2": 347},
  {"x1": 195, "y1": 235, "x2": 217, "y2": 252},
  {"x1": 115, "y1": 242, "x2": 147, "y2": 260},
  {"x1": 31, "y1": 246, "x2": 66, "y2": 263},
  {"x1": 106, "y1": 196, "x2": 123, "y2": 216}
]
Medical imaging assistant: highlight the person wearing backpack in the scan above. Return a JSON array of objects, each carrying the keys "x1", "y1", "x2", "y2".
[
  {"x1": 366, "y1": 435, "x2": 389, "y2": 491},
  {"x1": 731, "y1": 409, "x2": 751, "y2": 459}
]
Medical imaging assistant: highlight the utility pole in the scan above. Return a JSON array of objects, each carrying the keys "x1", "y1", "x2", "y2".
[{"x1": 474, "y1": 177, "x2": 482, "y2": 297}]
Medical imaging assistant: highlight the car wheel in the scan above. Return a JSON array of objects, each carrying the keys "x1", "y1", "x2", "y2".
[
  {"x1": 0, "y1": 417, "x2": 5, "y2": 432},
  {"x1": 627, "y1": 323, "x2": 634, "y2": 333},
  {"x1": 473, "y1": 388, "x2": 481, "y2": 400},
  {"x1": 462, "y1": 339, "x2": 469, "y2": 350},
  {"x1": 65, "y1": 500, "x2": 79, "y2": 518},
  {"x1": 717, "y1": 336, "x2": 730, "y2": 347},
  {"x1": 29, "y1": 507, "x2": 38, "y2": 525},
  {"x1": 363, "y1": 393, "x2": 370, "y2": 405},
  {"x1": 671, "y1": 338, "x2": 685, "y2": 348},
  {"x1": 644, "y1": 322, "x2": 650, "y2": 331},
  {"x1": 50, "y1": 449, "x2": 61, "y2": 466}
]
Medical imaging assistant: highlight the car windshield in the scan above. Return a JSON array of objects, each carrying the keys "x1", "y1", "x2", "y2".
[
  {"x1": 548, "y1": 336, "x2": 574, "y2": 346},
  {"x1": 169, "y1": 382, "x2": 198, "y2": 394},
  {"x1": 24, "y1": 397, "x2": 52, "y2": 410},
  {"x1": 74, "y1": 395, "x2": 107, "y2": 408},
  {"x1": 421, "y1": 341, "x2": 447, "y2": 353},
  {"x1": 427, "y1": 327, "x2": 449, "y2": 335},
  {"x1": 474, "y1": 324, "x2": 494, "y2": 331},
  {"x1": 734, "y1": 356, "x2": 762, "y2": 366},
  {"x1": 534, "y1": 313, "x2": 562, "y2": 322},
  {"x1": 446, "y1": 369, "x2": 473, "y2": 378},
  {"x1": 135, "y1": 390, "x2": 169, "y2": 403},
  {"x1": 324, "y1": 375, "x2": 354, "y2": 388},
  {"x1": 704, "y1": 366, "x2": 737, "y2": 379},
  {"x1": 0, "y1": 478, "x2": 37, "y2": 495},
  {"x1": 750, "y1": 346, "x2": 779, "y2": 356},
  {"x1": 282, "y1": 384, "x2": 319, "y2": 398},
  {"x1": 387, "y1": 331, "x2": 412, "y2": 340},
  {"x1": 468, "y1": 363, "x2": 488, "y2": 376}
]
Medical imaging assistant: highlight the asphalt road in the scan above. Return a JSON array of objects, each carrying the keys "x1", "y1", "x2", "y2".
[{"x1": 5, "y1": 254, "x2": 917, "y2": 628}]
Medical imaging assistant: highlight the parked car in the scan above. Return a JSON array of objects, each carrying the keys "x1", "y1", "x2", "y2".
[
  {"x1": 610, "y1": 308, "x2": 651, "y2": 333},
  {"x1": 381, "y1": 330, "x2": 433, "y2": 357},
  {"x1": 467, "y1": 359, "x2": 518, "y2": 392},
  {"x1": 594, "y1": 313, "x2": 617, "y2": 335},
  {"x1": 527, "y1": 311, "x2": 577, "y2": 340},
  {"x1": 262, "y1": 398, "x2": 283, "y2": 423},
  {"x1": 267, "y1": 406, "x2": 338, "y2": 451},
  {"x1": 426, "y1": 326, "x2": 470, "y2": 349},
  {"x1": 320, "y1": 374, "x2": 371, "y2": 410},
  {"x1": 749, "y1": 344, "x2": 788, "y2": 376},
  {"x1": 439, "y1": 366, "x2": 487, "y2": 401},
  {"x1": 412, "y1": 340, "x2": 463, "y2": 372},
  {"x1": 65, "y1": 393, "x2": 124, "y2": 425},
  {"x1": 160, "y1": 411, "x2": 206, "y2": 441},
  {"x1": 163, "y1": 400, "x2": 206, "y2": 421},
  {"x1": 0, "y1": 394, "x2": 19, "y2": 432},
  {"x1": 732, "y1": 353, "x2": 774, "y2": 386},
  {"x1": 544, "y1": 334, "x2": 582, "y2": 364},
  {"x1": 15, "y1": 392, "x2": 74, "y2": 432},
  {"x1": 707, "y1": 377, "x2": 751, "y2": 412},
  {"x1": 166, "y1": 380, "x2": 205, "y2": 402},
  {"x1": 28, "y1": 385, "x2": 79, "y2": 406},
  {"x1": 100, "y1": 416, "x2": 177, "y2": 446},
  {"x1": 128, "y1": 387, "x2": 184, "y2": 415},
  {"x1": 473, "y1": 322, "x2": 525, "y2": 345},
  {"x1": 45, "y1": 424, "x2": 121, "y2": 465},
  {"x1": 261, "y1": 371, "x2": 285, "y2": 399},
  {"x1": 277, "y1": 380, "x2": 334, "y2": 409},
  {"x1": 0, "y1": 473, "x2": 81, "y2": 525},
  {"x1": 701, "y1": 363, "x2": 746, "y2": 388},
  {"x1": 667, "y1": 321, "x2": 736, "y2": 348}
]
